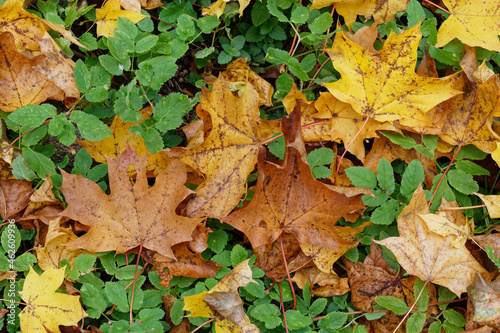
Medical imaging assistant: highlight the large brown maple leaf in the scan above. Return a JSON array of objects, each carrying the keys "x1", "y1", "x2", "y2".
[
  {"x1": 222, "y1": 109, "x2": 365, "y2": 250},
  {"x1": 60, "y1": 147, "x2": 203, "y2": 259}
]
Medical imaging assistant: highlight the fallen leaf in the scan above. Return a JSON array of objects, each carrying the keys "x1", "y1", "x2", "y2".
[
  {"x1": 376, "y1": 185, "x2": 487, "y2": 296},
  {"x1": 120, "y1": 0, "x2": 163, "y2": 12},
  {"x1": 19, "y1": 267, "x2": 87, "y2": 333},
  {"x1": 142, "y1": 243, "x2": 221, "y2": 287},
  {"x1": 60, "y1": 147, "x2": 203, "y2": 259},
  {"x1": 473, "y1": 231, "x2": 500, "y2": 260},
  {"x1": 223, "y1": 109, "x2": 365, "y2": 250},
  {"x1": 34, "y1": 217, "x2": 89, "y2": 271},
  {"x1": 436, "y1": 0, "x2": 500, "y2": 52},
  {"x1": 475, "y1": 193, "x2": 500, "y2": 219},
  {"x1": 202, "y1": 0, "x2": 251, "y2": 18},
  {"x1": 77, "y1": 106, "x2": 170, "y2": 175},
  {"x1": 292, "y1": 266, "x2": 350, "y2": 297},
  {"x1": 167, "y1": 71, "x2": 274, "y2": 218},
  {"x1": 0, "y1": 179, "x2": 32, "y2": 220},
  {"x1": 468, "y1": 274, "x2": 500, "y2": 323},
  {"x1": 95, "y1": 0, "x2": 148, "y2": 37},
  {"x1": 300, "y1": 222, "x2": 372, "y2": 273},
  {"x1": 336, "y1": 0, "x2": 409, "y2": 29},
  {"x1": 324, "y1": 23, "x2": 460, "y2": 124},
  {"x1": 22, "y1": 177, "x2": 68, "y2": 225},
  {"x1": 183, "y1": 259, "x2": 259, "y2": 332}
]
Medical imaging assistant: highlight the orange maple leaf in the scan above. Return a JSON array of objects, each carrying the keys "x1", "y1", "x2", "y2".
[
  {"x1": 60, "y1": 147, "x2": 202, "y2": 259},
  {"x1": 222, "y1": 109, "x2": 365, "y2": 250}
]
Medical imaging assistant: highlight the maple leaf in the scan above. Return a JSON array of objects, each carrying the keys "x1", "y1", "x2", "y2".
[
  {"x1": 183, "y1": 259, "x2": 259, "y2": 332},
  {"x1": 77, "y1": 106, "x2": 170, "y2": 175},
  {"x1": 222, "y1": 109, "x2": 365, "y2": 250},
  {"x1": 376, "y1": 185, "x2": 487, "y2": 296},
  {"x1": 22, "y1": 177, "x2": 68, "y2": 225},
  {"x1": 439, "y1": 63, "x2": 500, "y2": 153},
  {"x1": 202, "y1": 0, "x2": 251, "y2": 18},
  {"x1": 60, "y1": 147, "x2": 203, "y2": 259},
  {"x1": 167, "y1": 73, "x2": 275, "y2": 218},
  {"x1": 34, "y1": 217, "x2": 89, "y2": 271},
  {"x1": 120, "y1": 0, "x2": 163, "y2": 12},
  {"x1": 0, "y1": 32, "x2": 79, "y2": 112},
  {"x1": 436, "y1": 0, "x2": 500, "y2": 52},
  {"x1": 292, "y1": 266, "x2": 350, "y2": 297},
  {"x1": 95, "y1": 0, "x2": 147, "y2": 37},
  {"x1": 467, "y1": 274, "x2": 500, "y2": 323},
  {"x1": 324, "y1": 23, "x2": 460, "y2": 123},
  {"x1": 19, "y1": 267, "x2": 87, "y2": 333},
  {"x1": 0, "y1": 179, "x2": 32, "y2": 220}
]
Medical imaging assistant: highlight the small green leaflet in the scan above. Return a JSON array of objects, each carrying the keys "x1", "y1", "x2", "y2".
[
  {"x1": 153, "y1": 93, "x2": 190, "y2": 132},
  {"x1": 374, "y1": 296, "x2": 409, "y2": 315},
  {"x1": 345, "y1": 166, "x2": 377, "y2": 188},
  {"x1": 8, "y1": 104, "x2": 57, "y2": 130},
  {"x1": 69, "y1": 110, "x2": 112, "y2": 141}
]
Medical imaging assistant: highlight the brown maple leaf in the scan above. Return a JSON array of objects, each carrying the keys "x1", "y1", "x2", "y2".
[
  {"x1": 376, "y1": 185, "x2": 487, "y2": 296},
  {"x1": 0, "y1": 179, "x2": 32, "y2": 220},
  {"x1": 222, "y1": 108, "x2": 365, "y2": 250},
  {"x1": 60, "y1": 147, "x2": 203, "y2": 259}
]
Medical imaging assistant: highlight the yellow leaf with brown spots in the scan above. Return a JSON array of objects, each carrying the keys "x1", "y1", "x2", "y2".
[
  {"x1": 78, "y1": 106, "x2": 169, "y2": 175},
  {"x1": 376, "y1": 185, "x2": 487, "y2": 296},
  {"x1": 436, "y1": 0, "x2": 500, "y2": 52},
  {"x1": 474, "y1": 193, "x2": 500, "y2": 219},
  {"x1": 336, "y1": 0, "x2": 409, "y2": 28},
  {"x1": 95, "y1": 0, "x2": 147, "y2": 37},
  {"x1": 19, "y1": 267, "x2": 87, "y2": 333},
  {"x1": 203, "y1": 0, "x2": 251, "y2": 18},
  {"x1": 324, "y1": 23, "x2": 461, "y2": 123},
  {"x1": 167, "y1": 72, "x2": 275, "y2": 218}
]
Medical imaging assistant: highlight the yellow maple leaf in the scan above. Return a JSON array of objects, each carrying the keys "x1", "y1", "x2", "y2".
[
  {"x1": 436, "y1": 0, "x2": 500, "y2": 52},
  {"x1": 19, "y1": 267, "x2": 87, "y2": 333},
  {"x1": 376, "y1": 185, "x2": 486, "y2": 296},
  {"x1": 203, "y1": 0, "x2": 251, "y2": 18},
  {"x1": 183, "y1": 260, "x2": 259, "y2": 332},
  {"x1": 96, "y1": 0, "x2": 147, "y2": 37},
  {"x1": 475, "y1": 192, "x2": 500, "y2": 219},
  {"x1": 324, "y1": 23, "x2": 461, "y2": 124}
]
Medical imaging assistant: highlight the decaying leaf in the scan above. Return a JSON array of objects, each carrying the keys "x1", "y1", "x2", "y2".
[
  {"x1": 436, "y1": 0, "x2": 500, "y2": 52},
  {"x1": 120, "y1": 0, "x2": 163, "y2": 12},
  {"x1": 183, "y1": 259, "x2": 260, "y2": 333},
  {"x1": 292, "y1": 266, "x2": 350, "y2": 297},
  {"x1": 0, "y1": 179, "x2": 32, "y2": 220},
  {"x1": 60, "y1": 147, "x2": 203, "y2": 259},
  {"x1": 19, "y1": 267, "x2": 87, "y2": 333},
  {"x1": 475, "y1": 193, "x2": 500, "y2": 219},
  {"x1": 167, "y1": 74, "x2": 274, "y2": 218},
  {"x1": 95, "y1": 0, "x2": 148, "y2": 37},
  {"x1": 467, "y1": 274, "x2": 500, "y2": 323},
  {"x1": 324, "y1": 23, "x2": 460, "y2": 124},
  {"x1": 22, "y1": 177, "x2": 68, "y2": 225},
  {"x1": 376, "y1": 185, "x2": 487, "y2": 296},
  {"x1": 202, "y1": 0, "x2": 251, "y2": 18},
  {"x1": 223, "y1": 109, "x2": 365, "y2": 250}
]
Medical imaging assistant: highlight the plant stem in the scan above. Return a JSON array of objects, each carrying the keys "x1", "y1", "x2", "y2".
[
  {"x1": 422, "y1": 0, "x2": 451, "y2": 14},
  {"x1": 439, "y1": 204, "x2": 486, "y2": 211},
  {"x1": 129, "y1": 244, "x2": 143, "y2": 323},
  {"x1": 191, "y1": 319, "x2": 214, "y2": 333},
  {"x1": 278, "y1": 282, "x2": 290, "y2": 333},
  {"x1": 321, "y1": 4, "x2": 336, "y2": 55},
  {"x1": 280, "y1": 233, "x2": 297, "y2": 310},
  {"x1": 392, "y1": 281, "x2": 429, "y2": 333},
  {"x1": 428, "y1": 144, "x2": 462, "y2": 207}
]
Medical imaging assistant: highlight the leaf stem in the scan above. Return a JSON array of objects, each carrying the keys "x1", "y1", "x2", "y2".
[
  {"x1": 129, "y1": 244, "x2": 143, "y2": 323},
  {"x1": 278, "y1": 282, "x2": 290, "y2": 333},
  {"x1": 260, "y1": 120, "x2": 331, "y2": 146},
  {"x1": 321, "y1": 4, "x2": 336, "y2": 55},
  {"x1": 422, "y1": 0, "x2": 451, "y2": 14},
  {"x1": 191, "y1": 318, "x2": 214, "y2": 333},
  {"x1": 306, "y1": 57, "x2": 331, "y2": 90},
  {"x1": 334, "y1": 116, "x2": 371, "y2": 185},
  {"x1": 280, "y1": 233, "x2": 297, "y2": 310},
  {"x1": 392, "y1": 280, "x2": 429, "y2": 333},
  {"x1": 4, "y1": 119, "x2": 51, "y2": 153},
  {"x1": 428, "y1": 144, "x2": 462, "y2": 207},
  {"x1": 439, "y1": 204, "x2": 486, "y2": 211}
]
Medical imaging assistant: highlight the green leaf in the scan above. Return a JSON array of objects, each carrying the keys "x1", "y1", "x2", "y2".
[
  {"x1": 288, "y1": 57, "x2": 309, "y2": 81},
  {"x1": 455, "y1": 144, "x2": 488, "y2": 160},
  {"x1": 1, "y1": 223, "x2": 21, "y2": 253},
  {"x1": 301, "y1": 53, "x2": 316, "y2": 72},
  {"x1": 129, "y1": 126, "x2": 164, "y2": 154},
  {"x1": 407, "y1": 0, "x2": 426, "y2": 28},
  {"x1": 374, "y1": 296, "x2": 409, "y2": 315},
  {"x1": 284, "y1": 310, "x2": 313, "y2": 330},
  {"x1": 309, "y1": 12, "x2": 333, "y2": 35},
  {"x1": 22, "y1": 148, "x2": 56, "y2": 178},
  {"x1": 274, "y1": 72, "x2": 294, "y2": 99},
  {"x1": 251, "y1": 304, "x2": 282, "y2": 329},
  {"x1": 345, "y1": 166, "x2": 378, "y2": 188},
  {"x1": 79, "y1": 32, "x2": 97, "y2": 51},
  {"x1": 485, "y1": 245, "x2": 500, "y2": 270},
  {"x1": 12, "y1": 155, "x2": 37, "y2": 181},
  {"x1": 170, "y1": 299, "x2": 184, "y2": 325},
  {"x1": 429, "y1": 46, "x2": 462, "y2": 66},
  {"x1": 80, "y1": 283, "x2": 107, "y2": 318},
  {"x1": 414, "y1": 279, "x2": 429, "y2": 312},
  {"x1": 371, "y1": 199, "x2": 400, "y2": 225},
  {"x1": 135, "y1": 34, "x2": 158, "y2": 54},
  {"x1": 153, "y1": 93, "x2": 190, "y2": 132},
  {"x1": 230, "y1": 244, "x2": 248, "y2": 266},
  {"x1": 57, "y1": 122, "x2": 77, "y2": 146},
  {"x1": 176, "y1": 15, "x2": 196, "y2": 41},
  {"x1": 309, "y1": 298, "x2": 327, "y2": 317},
  {"x1": 311, "y1": 165, "x2": 332, "y2": 179},
  {"x1": 406, "y1": 312, "x2": 426, "y2": 333},
  {"x1": 429, "y1": 321, "x2": 442, "y2": 333},
  {"x1": 49, "y1": 114, "x2": 70, "y2": 136},
  {"x1": 99, "y1": 54, "x2": 123, "y2": 75},
  {"x1": 116, "y1": 17, "x2": 138, "y2": 39},
  {"x1": 116, "y1": 265, "x2": 143, "y2": 280},
  {"x1": 142, "y1": 289, "x2": 164, "y2": 308},
  {"x1": 455, "y1": 160, "x2": 489, "y2": 176},
  {"x1": 105, "y1": 282, "x2": 129, "y2": 312},
  {"x1": 447, "y1": 169, "x2": 478, "y2": 194},
  {"x1": 8, "y1": 104, "x2": 57, "y2": 130},
  {"x1": 138, "y1": 308, "x2": 165, "y2": 329},
  {"x1": 291, "y1": 4, "x2": 309, "y2": 25},
  {"x1": 74, "y1": 59, "x2": 91, "y2": 92},
  {"x1": 251, "y1": 0, "x2": 270, "y2": 26},
  {"x1": 318, "y1": 311, "x2": 348, "y2": 330},
  {"x1": 22, "y1": 125, "x2": 47, "y2": 147},
  {"x1": 197, "y1": 16, "x2": 220, "y2": 34},
  {"x1": 353, "y1": 324, "x2": 369, "y2": 333},
  {"x1": 364, "y1": 311, "x2": 387, "y2": 320},
  {"x1": 443, "y1": 309, "x2": 466, "y2": 327},
  {"x1": 267, "y1": 0, "x2": 289, "y2": 22},
  {"x1": 207, "y1": 229, "x2": 228, "y2": 253},
  {"x1": 72, "y1": 148, "x2": 93, "y2": 176},
  {"x1": 69, "y1": 254, "x2": 97, "y2": 280},
  {"x1": 307, "y1": 148, "x2": 334, "y2": 168},
  {"x1": 87, "y1": 164, "x2": 108, "y2": 182},
  {"x1": 267, "y1": 47, "x2": 291, "y2": 65},
  {"x1": 196, "y1": 46, "x2": 216, "y2": 59},
  {"x1": 400, "y1": 160, "x2": 425, "y2": 198},
  {"x1": 377, "y1": 158, "x2": 395, "y2": 192},
  {"x1": 303, "y1": 281, "x2": 311, "y2": 307},
  {"x1": 380, "y1": 131, "x2": 417, "y2": 149},
  {"x1": 442, "y1": 320, "x2": 463, "y2": 332},
  {"x1": 70, "y1": 110, "x2": 112, "y2": 141},
  {"x1": 100, "y1": 253, "x2": 118, "y2": 275},
  {"x1": 13, "y1": 252, "x2": 36, "y2": 271}
]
